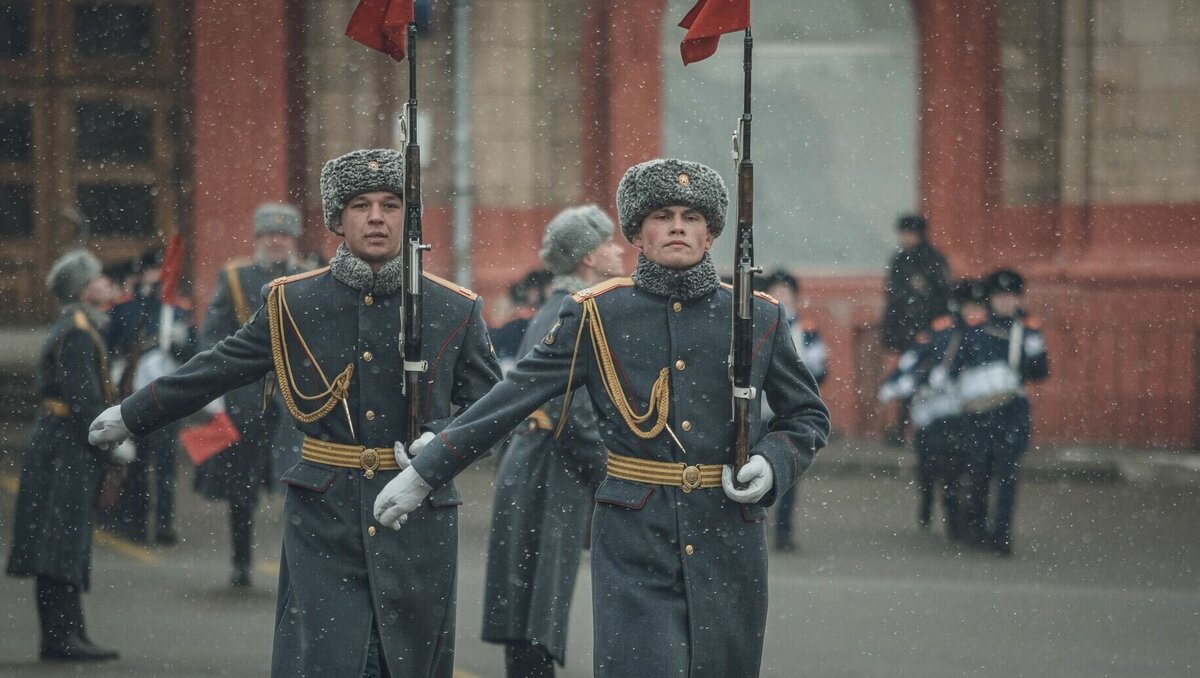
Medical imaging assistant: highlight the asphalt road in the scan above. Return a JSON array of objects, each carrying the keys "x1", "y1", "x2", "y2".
[{"x1": 0, "y1": 452, "x2": 1197, "y2": 677}]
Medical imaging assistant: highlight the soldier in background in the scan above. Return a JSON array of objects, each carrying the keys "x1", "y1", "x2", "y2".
[
  {"x1": 759, "y1": 269, "x2": 827, "y2": 552},
  {"x1": 376, "y1": 158, "x2": 830, "y2": 677},
  {"x1": 481, "y1": 205, "x2": 625, "y2": 677},
  {"x1": 105, "y1": 248, "x2": 198, "y2": 544},
  {"x1": 194, "y1": 202, "x2": 308, "y2": 587},
  {"x1": 7, "y1": 250, "x2": 132, "y2": 661}
]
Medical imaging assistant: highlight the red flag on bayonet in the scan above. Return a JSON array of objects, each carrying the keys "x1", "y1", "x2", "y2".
[
  {"x1": 346, "y1": 0, "x2": 414, "y2": 62},
  {"x1": 679, "y1": 0, "x2": 750, "y2": 65},
  {"x1": 159, "y1": 232, "x2": 184, "y2": 307}
]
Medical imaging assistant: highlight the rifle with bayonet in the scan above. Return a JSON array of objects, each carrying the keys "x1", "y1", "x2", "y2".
[
  {"x1": 731, "y1": 28, "x2": 758, "y2": 479},
  {"x1": 400, "y1": 20, "x2": 431, "y2": 447}
]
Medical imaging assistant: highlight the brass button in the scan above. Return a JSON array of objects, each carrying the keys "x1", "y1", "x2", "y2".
[
  {"x1": 365, "y1": 410, "x2": 376, "y2": 421},
  {"x1": 673, "y1": 301, "x2": 682, "y2": 312},
  {"x1": 685, "y1": 544, "x2": 695, "y2": 556},
  {"x1": 368, "y1": 526, "x2": 377, "y2": 537},
  {"x1": 364, "y1": 294, "x2": 374, "y2": 306},
  {"x1": 675, "y1": 359, "x2": 685, "y2": 371},
  {"x1": 681, "y1": 420, "x2": 692, "y2": 432},
  {"x1": 363, "y1": 351, "x2": 373, "y2": 362}
]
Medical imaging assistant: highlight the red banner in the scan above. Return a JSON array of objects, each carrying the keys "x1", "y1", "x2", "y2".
[
  {"x1": 346, "y1": 0, "x2": 414, "y2": 62},
  {"x1": 679, "y1": 0, "x2": 750, "y2": 65},
  {"x1": 180, "y1": 411, "x2": 241, "y2": 466}
]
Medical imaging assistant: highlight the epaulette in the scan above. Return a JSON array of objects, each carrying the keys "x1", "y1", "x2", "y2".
[
  {"x1": 72, "y1": 309, "x2": 91, "y2": 331},
  {"x1": 719, "y1": 282, "x2": 779, "y2": 305},
  {"x1": 931, "y1": 314, "x2": 954, "y2": 332},
  {"x1": 1023, "y1": 315, "x2": 1043, "y2": 330},
  {"x1": 270, "y1": 266, "x2": 329, "y2": 289},
  {"x1": 572, "y1": 277, "x2": 633, "y2": 302},
  {"x1": 222, "y1": 258, "x2": 253, "y2": 274},
  {"x1": 424, "y1": 272, "x2": 477, "y2": 300}
]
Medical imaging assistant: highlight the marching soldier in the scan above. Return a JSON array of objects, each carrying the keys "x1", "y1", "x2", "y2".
[
  {"x1": 195, "y1": 202, "x2": 309, "y2": 587},
  {"x1": 7, "y1": 250, "x2": 132, "y2": 661},
  {"x1": 89, "y1": 148, "x2": 502, "y2": 676},
  {"x1": 375, "y1": 158, "x2": 830, "y2": 677},
  {"x1": 480, "y1": 205, "x2": 625, "y2": 677}
]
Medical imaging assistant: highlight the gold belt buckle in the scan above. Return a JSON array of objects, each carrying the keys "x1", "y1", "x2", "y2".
[
  {"x1": 360, "y1": 448, "x2": 380, "y2": 479},
  {"x1": 681, "y1": 465, "x2": 702, "y2": 493}
]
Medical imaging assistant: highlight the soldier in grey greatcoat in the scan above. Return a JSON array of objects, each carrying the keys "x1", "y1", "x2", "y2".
[
  {"x1": 376, "y1": 158, "x2": 831, "y2": 677},
  {"x1": 195, "y1": 202, "x2": 308, "y2": 587},
  {"x1": 7, "y1": 250, "x2": 133, "y2": 661},
  {"x1": 481, "y1": 205, "x2": 626, "y2": 677},
  {"x1": 89, "y1": 148, "x2": 502, "y2": 677}
]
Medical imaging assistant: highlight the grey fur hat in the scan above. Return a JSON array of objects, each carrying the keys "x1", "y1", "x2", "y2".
[
  {"x1": 539, "y1": 204, "x2": 614, "y2": 276},
  {"x1": 319, "y1": 149, "x2": 405, "y2": 233},
  {"x1": 46, "y1": 249, "x2": 102, "y2": 303},
  {"x1": 254, "y1": 202, "x2": 302, "y2": 238},
  {"x1": 616, "y1": 158, "x2": 728, "y2": 242}
]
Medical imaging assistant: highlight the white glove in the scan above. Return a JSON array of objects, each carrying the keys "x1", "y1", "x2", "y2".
[
  {"x1": 110, "y1": 440, "x2": 137, "y2": 464},
  {"x1": 88, "y1": 405, "x2": 132, "y2": 452},
  {"x1": 373, "y1": 466, "x2": 433, "y2": 530},
  {"x1": 393, "y1": 431, "x2": 436, "y2": 470},
  {"x1": 202, "y1": 397, "x2": 226, "y2": 416},
  {"x1": 722, "y1": 455, "x2": 774, "y2": 504}
]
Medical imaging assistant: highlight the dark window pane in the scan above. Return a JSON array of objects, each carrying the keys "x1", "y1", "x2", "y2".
[
  {"x1": 0, "y1": 183, "x2": 33, "y2": 238},
  {"x1": 0, "y1": 1, "x2": 32, "y2": 59},
  {"x1": 77, "y1": 183, "x2": 155, "y2": 237},
  {"x1": 76, "y1": 101, "x2": 154, "y2": 162},
  {"x1": 0, "y1": 102, "x2": 32, "y2": 161},
  {"x1": 73, "y1": 3, "x2": 152, "y2": 58}
]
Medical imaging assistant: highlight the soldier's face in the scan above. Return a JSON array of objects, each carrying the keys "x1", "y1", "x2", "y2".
[
  {"x1": 341, "y1": 191, "x2": 404, "y2": 270},
  {"x1": 256, "y1": 233, "x2": 299, "y2": 265},
  {"x1": 990, "y1": 292, "x2": 1020, "y2": 318},
  {"x1": 79, "y1": 275, "x2": 116, "y2": 309},
  {"x1": 581, "y1": 235, "x2": 627, "y2": 280},
  {"x1": 632, "y1": 206, "x2": 713, "y2": 270}
]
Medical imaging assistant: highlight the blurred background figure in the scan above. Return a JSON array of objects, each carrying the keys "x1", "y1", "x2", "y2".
[
  {"x1": 759, "y1": 269, "x2": 827, "y2": 552},
  {"x1": 7, "y1": 249, "x2": 128, "y2": 661},
  {"x1": 193, "y1": 202, "x2": 308, "y2": 587},
  {"x1": 955, "y1": 269, "x2": 1049, "y2": 555},
  {"x1": 489, "y1": 268, "x2": 554, "y2": 374},
  {"x1": 104, "y1": 247, "x2": 197, "y2": 544},
  {"x1": 881, "y1": 214, "x2": 951, "y2": 446}
]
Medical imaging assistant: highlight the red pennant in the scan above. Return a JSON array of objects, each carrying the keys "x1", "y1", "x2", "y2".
[
  {"x1": 158, "y1": 232, "x2": 184, "y2": 306},
  {"x1": 679, "y1": 0, "x2": 750, "y2": 65},
  {"x1": 346, "y1": 0, "x2": 414, "y2": 62},
  {"x1": 180, "y1": 411, "x2": 241, "y2": 466}
]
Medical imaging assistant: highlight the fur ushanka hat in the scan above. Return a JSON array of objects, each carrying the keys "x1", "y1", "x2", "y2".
[
  {"x1": 539, "y1": 205, "x2": 614, "y2": 276},
  {"x1": 319, "y1": 149, "x2": 405, "y2": 234},
  {"x1": 615, "y1": 158, "x2": 728, "y2": 242}
]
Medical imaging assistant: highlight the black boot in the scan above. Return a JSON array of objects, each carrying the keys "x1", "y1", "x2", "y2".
[
  {"x1": 36, "y1": 578, "x2": 118, "y2": 661},
  {"x1": 505, "y1": 641, "x2": 555, "y2": 678},
  {"x1": 231, "y1": 500, "x2": 255, "y2": 587}
]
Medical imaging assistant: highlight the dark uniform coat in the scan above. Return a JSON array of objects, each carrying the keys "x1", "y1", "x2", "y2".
[
  {"x1": 118, "y1": 266, "x2": 501, "y2": 677},
  {"x1": 480, "y1": 288, "x2": 606, "y2": 664},
  {"x1": 413, "y1": 277, "x2": 830, "y2": 677},
  {"x1": 194, "y1": 259, "x2": 305, "y2": 501},
  {"x1": 882, "y1": 241, "x2": 952, "y2": 351},
  {"x1": 7, "y1": 306, "x2": 113, "y2": 589}
]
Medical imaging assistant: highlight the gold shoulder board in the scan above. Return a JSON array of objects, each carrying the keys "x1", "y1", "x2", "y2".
[
  {"x1": 571, "y1": 277, "x2": 634, "y2": 303},
  {"x1": 423, "y1": 272, "x2": 478, "y2": 300},
  {"x1": 270, "y1": 266, "x2": 329, "y2": 289}
]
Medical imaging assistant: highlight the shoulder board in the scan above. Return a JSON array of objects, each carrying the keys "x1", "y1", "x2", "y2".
[
  {"x1": 718, "y1": 282, "x2": 779, "y2": 305},
  {"x1": 72, "y1": 309, "x2": 91, "y2": 332},
  {"x1": 572, "y1": 277, "x2": 634, "y2": 302},
  {"x1": 423, "y1": 272, "x2": 477, "y2": 300},
  {"x1": 270, "y1": 266, "x2": 329, "y2": 289},
  {"x1": 1023, "y1": 315, "x2": 1043, "y2": 331},
  {"x1": 965, "y1": 309, "x2": 989, "y2": 327},
  {"x1": 931, "y1": 314, "x2": 954, "y2": 332},
  {"x1": 222, "y1": 258, "x2": 253, "y2": 274}
]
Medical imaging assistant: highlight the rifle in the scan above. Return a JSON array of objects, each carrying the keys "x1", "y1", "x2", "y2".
[
  {"x1": 730, "y1": 29, "x2": 758, "y2": 479},
  {"x1": 400, "y1": 21, "x2": 431, "y2": 447}
]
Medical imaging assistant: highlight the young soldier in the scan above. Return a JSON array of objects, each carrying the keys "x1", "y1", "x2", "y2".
[
  {"x1": 376, "y1": 159, "x2": 830, "y2": 677},
  {"x1": 480, "y1": 205, "x2": 625, "y2": 677},
  {"x1": 195, "y1": 202, "x2": 309, "y2": 587},
  {"x1": 7, "y1": 250, "x2": 131, "y2": 661},
  {"x1": 89, "y1": 149, "x2": 502, "y2": 676}
]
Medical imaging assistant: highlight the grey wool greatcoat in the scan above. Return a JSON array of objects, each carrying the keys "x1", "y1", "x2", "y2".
[
  {"x1": 194, "y1": 259, "x2": 305, "y2": 502},
  {"x1": 7, "y1": 306, "x2": 113, "y2": 589},
  {"x1": 480, "y1": 288, "x2": 606, "y2": 664},
  {"x1": 413, "y1": 277, "x2": 830, "y2": 677},
  {"x1": 118, "y1": 265, "x2": 501, "y2": 677}
]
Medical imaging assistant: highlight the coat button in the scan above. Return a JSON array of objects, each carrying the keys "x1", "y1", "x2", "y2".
[
  {"x1": 368, "y1": 526, "x2": 377, "y2": 537},
  {"x1": 366, "y1": 410, "x2": 376, "y2": 421},
  {"x1": 675, "y1": 359, "x2": 685, "y2": 371},
  {"x1": 681, "y1": 420, "x2": 692, "y2": 432},
  {"x1": 673, "y1": 301, "x2": 682, "y2": 312},
  {"x1": 685, "y1": 544, "x2": 695, "y2": 556},
  {"x1": 364, "y1": 294, "x2": 374, "y2": 306},
  {"x1": 363, "y1": 351, "x2": 373, "y2": 362}
]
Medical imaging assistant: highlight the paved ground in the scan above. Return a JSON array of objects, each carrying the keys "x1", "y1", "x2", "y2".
[{"x1": 0, "y1": 437, "x2": 1198, "y2": 677}]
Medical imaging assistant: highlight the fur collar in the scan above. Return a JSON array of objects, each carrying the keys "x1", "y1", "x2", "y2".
[
  {"x1": 328, "y1": 243, "x2": 404, "y2": 295},
  {"x1": 631, "y1": 252, "x2": 720, "y2": 300}
]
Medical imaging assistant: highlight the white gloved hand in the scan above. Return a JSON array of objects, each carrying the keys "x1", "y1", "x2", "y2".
[
  {"x1": 110, "y1": 440, "x2": 137, "y2": 464},
  {"x1": 722, "y1": 455, "x2": 774, "y2": 504},
  {"x1": 202, "y1": 397, "x2": 226, "y2": 416},
  {"x1": 88, "y1": 405, "x2": 132, "y2": 452},
  {"x1": 373, "y1": 466, "x2": 433, "y2": 530},
  {"x1": 393, "y1": 431, "x2": 436, "y2": 471}
]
